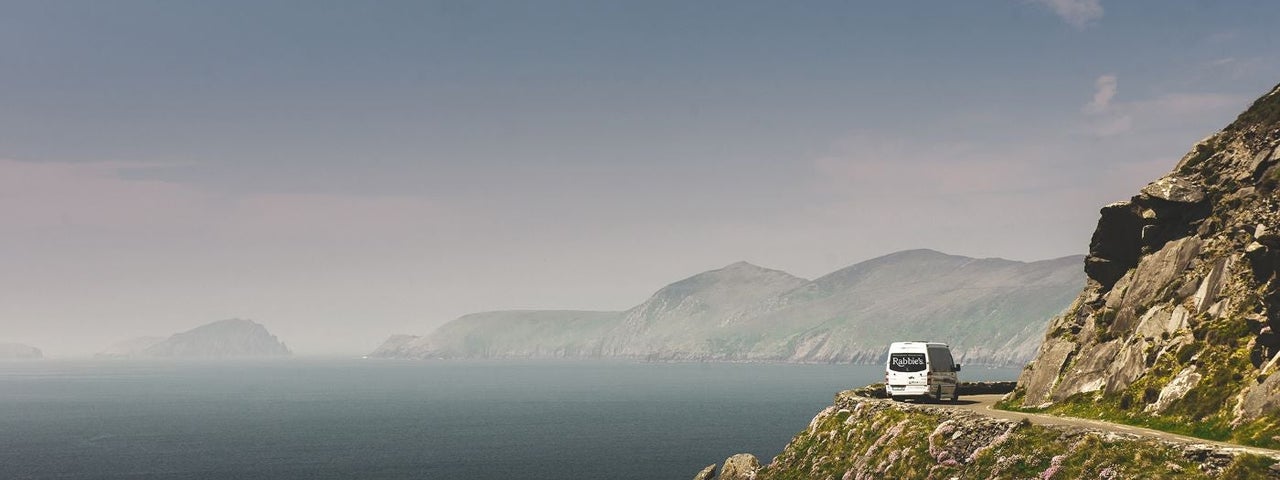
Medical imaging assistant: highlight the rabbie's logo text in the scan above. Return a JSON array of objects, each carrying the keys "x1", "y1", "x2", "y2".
[{"x1": 891, "y1": 355, "x2": 925, "y2": 368}]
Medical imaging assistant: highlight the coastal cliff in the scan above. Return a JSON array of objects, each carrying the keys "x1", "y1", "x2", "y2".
[
  {"x1": 699, "y1": 82, "x2": 1280, "y2": 479},
  {"x1": 1010, "y1": 82, "x2": 1280, "y2": 448}
]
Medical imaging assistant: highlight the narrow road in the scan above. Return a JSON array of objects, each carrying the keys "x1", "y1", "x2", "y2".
[{"x1": 938, "y1": 394, "x2": 1280, "y2": 458}]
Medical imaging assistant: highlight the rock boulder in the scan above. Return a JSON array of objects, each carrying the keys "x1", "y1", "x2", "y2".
[
  {"x1": 719, "y1": 454, "x2": 760, "y2": 480},
  {"x1": 692, "y1": 464, "x2": 716, "y2": 480},
  {"x1": 1140, "y1": 177, "x2": 1206, "y2": 204}
]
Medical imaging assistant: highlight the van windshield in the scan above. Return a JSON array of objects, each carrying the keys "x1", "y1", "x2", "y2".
[{"x1": 888, "y1": 353, "x2": 927, "y2": 372}]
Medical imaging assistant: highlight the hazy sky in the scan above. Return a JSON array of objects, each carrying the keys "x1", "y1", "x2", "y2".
[{"x1": 4, "y1": 1, "x2": 1280, "y2": 356}]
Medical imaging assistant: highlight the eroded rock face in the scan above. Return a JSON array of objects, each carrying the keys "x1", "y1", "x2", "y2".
[
  {"x1": 1193, "y1": 257, "x2": 1233, "y2": 314},
  {"x1": 719, "y1": 454, "x2": 760, "y2": 480},
  {"x1": 1051, "y1": 340, "x2": 1120, "y2": 400},
  {"x1": 1104, "y1": 236, "x2": 1202, "y2": 334},
  {"x1": 1019, "y1": 338, "x2": 1077, "y2": 406},
  {"x1": 1086, "y1": 202, "x2": 1145, "y2": 289},
  {"x1": 1148, "y1": 366, "x2": 1202, "y2": 413},
  {"x1": 1238, "y1": 371, "x2": 1280, "y2": 422},
  {"x1": 1016, "y1": 81, "x2": 1280, "y2": 437}
]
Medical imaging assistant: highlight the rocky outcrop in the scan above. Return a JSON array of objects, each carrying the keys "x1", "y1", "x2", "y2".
[
  {"x1": 1014, "y1": 82, "x2": 1280, "y2": 447},
  {"x1": 0, "y1": 343, "x2": 43, "y2": 359},
  {"x1": 373, "y1": 251, "x2": 1084, "y2": 366},
  {"x1": 700, "y1": 390, "x2": 1277, "y2": 479},
  {"x1": 691, "y1": 464, "x2": 716, "y2": 480},
  {"x1": 718, "y1": 454, "x2": 760, "y2": 480},
  {"x1": 104, "y1": 319, "x2": 291, "y2": 358},
  {"x1": 366, "y1": 334, "x2": 423, "y2": 358}
]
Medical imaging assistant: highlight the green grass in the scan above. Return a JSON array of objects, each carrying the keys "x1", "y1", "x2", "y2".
[
  {"x1": 1221, "y1": 454, "x2": 1280, "y2": 480},
  {"x1": 996, "y1": 340, "x2": 1280, "y2": 450}
]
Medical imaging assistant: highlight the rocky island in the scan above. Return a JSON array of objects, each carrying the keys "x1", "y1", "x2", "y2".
[
  {"x1": 694, "y1": 82, "x2": 1280, "y2": 479},
  {"x1": 372, "y1": 250, "x2": 1084, "y2": 366},
  {"x1": 99, "y1": 319, "x2": 291, "y2": 358},
  {"x1": 0, "y1": 343, "x2": 43, "y2": 359}
]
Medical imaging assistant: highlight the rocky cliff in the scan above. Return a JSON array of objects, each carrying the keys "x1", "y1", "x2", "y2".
[
  {"x1": 101, "y1": 319, "x2": 291, "y2": 358},
  {"x1": 696, "y1": 390, "x2": 1277, "y2": 479},
  {"x1": 0, "y1": 343, "x2": 43, "y2": 359},
  {"x1": 371, "y1": 250, "x2": 1084, "y2": 365},
  {"x1": 1010, "y1": 82, "x2": 1280, "y2": 448}
]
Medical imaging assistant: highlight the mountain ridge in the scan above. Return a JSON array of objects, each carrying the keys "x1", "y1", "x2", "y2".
[{"x1": 372, "y1": 250, "x2": 1085, "y2": 365}]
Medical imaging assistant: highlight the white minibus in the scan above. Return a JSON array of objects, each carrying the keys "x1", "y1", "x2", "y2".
[{"x1": 884, "y1": 341, "x2": 961, "y2": 402}]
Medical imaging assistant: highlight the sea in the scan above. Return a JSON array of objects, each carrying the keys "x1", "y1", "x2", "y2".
[{"x1": 0, "y1": 359, "x2": 1020, "y2": 479}]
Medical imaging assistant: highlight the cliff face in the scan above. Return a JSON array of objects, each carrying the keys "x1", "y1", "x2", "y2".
[
  {"x1": 1014, "y1": 83, "x2": 1280, "y2": 447},
  {"x1": 371, "y1": 250, "x2": 1084, "y2": 365}
]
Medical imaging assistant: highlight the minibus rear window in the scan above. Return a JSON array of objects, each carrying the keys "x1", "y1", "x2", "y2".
[{"x1": 889, "y1": 353, "x2": 927, "y2": 372}]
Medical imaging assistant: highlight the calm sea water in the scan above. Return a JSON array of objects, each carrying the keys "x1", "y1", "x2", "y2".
[{"x1": 0, "y1": 359, "x2": 1019, "y2": 479}]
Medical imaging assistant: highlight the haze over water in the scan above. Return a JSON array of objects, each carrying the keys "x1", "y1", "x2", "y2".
[
  {"x1": 6, "y1": 1, "x2": 1279, "y2": 355},
  {"x1": 6, "y1": 2, "x2": 1279, "y2": 478},
  {"x1": 0, "y1": 360, "x2": 1019, "y2": 479}
]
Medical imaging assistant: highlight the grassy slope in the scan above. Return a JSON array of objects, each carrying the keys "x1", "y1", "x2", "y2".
[{"x1": 760, "y1": 395, "x2": 1276, "y2": 479}]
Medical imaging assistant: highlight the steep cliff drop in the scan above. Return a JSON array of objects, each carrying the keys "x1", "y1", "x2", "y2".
[{"x1": 1013, "y1": 82, "x2": 1280, "y2": 449}]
